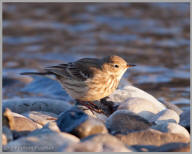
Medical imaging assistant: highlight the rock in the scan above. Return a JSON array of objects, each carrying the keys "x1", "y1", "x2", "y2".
[
  {"x1": 77, "y1": 105, "x2": 108, "y2": 123},
  {"x1": 3, "y1": 108, "x2": 15, "y2": 129},
  {"x1": 107, "y1": 85, "x2": 166, "y2": 110},
  {"x1": 151, "y1": 122, "x2": 190, "y2": 139},
  {"x1": 106, "y1": 110, "x2": 152, "y2": 134},
  {"x1": 2, "y1": 126, "x2": 13, "y2": 145},
  {"x1": 3, "y1": 123, "x2": 80, "y2": 152},
  {"x1": 29, "y1": 121, "x2": 61, "y2": 135},
  {"x1": 2, "y1": 98, "x2": 72, "y2": 115},
  {"x1": 10, "y1": 112, "x2": 39, "y2": 130},
  {"x1": 57, "y1": 107, "x2": 108, "y2": 138},
  {"x1": 21, "y1": 76, "x2": 71, "y2": 101},
  {"x1": 115, "y1": 128, "x2": 190, "y2": 146},
  {"x1": 159, "y1": 99, "x2": 183, "y2": 115},
  {"x1": 132, "y1": 142, "x2": 190, "y2": 152},
  {"x1": 61, "y1": 134, "x2": 135, "y2": 152},
  {"x1": 117, "y1": 97, "x2": 165, "y2": 121},
  {"x1": 57, "y1": 107, "x2": 88, "y2": 132},
  {"x1": 72, "y1": 116, "x2": 108, "y2": 138},
  {"x1": 131, "y1": 145, "x2": 157, "y2": 152},
  {"x1": 99, "y1": 98, "x2": 118, "y2": 116},
  {"x1": 3, "y1": 108, "x2": 39, "y2": 139},
  {"x1": 3, "y1": 76, "x2": 20, "y2": 87},
  {"x1": 2, "y1": 134, "x2": 7, "y2": 145},
  {"x1": 22, "y1": 111, "x2": 58, "y2": 126},
  {"x1": 179, "y1": 108, "x2": 190, "y2": 133},
  {"x1": 151, "y1": 142, "x2": 190, "y2": 152},
  {"x1": 149, "y1": 109, "x2": 180, "y2": 124},
  {"x1": 60, "y1": 140, "x2": 103, "y2": 152},
  {"x1": 43, "y1": 121, "x2": 61, "y2": 132}
]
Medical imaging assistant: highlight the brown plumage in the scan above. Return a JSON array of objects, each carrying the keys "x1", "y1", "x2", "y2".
[{"x1": 21, "y1": 55, "x2": 136, "y2": 112}]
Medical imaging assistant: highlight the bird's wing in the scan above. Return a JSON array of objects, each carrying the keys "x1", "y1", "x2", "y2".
[{"x1": 44, "y1": 62, "x2": 93, "y2": 81}]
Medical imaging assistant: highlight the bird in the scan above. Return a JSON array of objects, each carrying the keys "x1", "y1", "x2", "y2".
[{"x1": 21, "y1": 55, "x2": 136, "y2": 113}]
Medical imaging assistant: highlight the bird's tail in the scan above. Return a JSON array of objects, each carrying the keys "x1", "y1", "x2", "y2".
[{"x1": 20, "y1": 72, "x2": 53, "y2": 76}]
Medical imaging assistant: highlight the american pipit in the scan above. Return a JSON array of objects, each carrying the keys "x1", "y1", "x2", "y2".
[{"x1": 21, "y1": 55, "x2": 135, "y2": 113}]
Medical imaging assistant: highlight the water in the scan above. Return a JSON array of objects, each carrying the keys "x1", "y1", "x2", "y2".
[{"x1": 3, "y1": 3, "x2": 190, "y2": 109}]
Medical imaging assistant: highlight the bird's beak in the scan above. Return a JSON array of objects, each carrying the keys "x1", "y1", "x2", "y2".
[{"x1": 126, "y1": 64, "x2": 136, "y2": 68}]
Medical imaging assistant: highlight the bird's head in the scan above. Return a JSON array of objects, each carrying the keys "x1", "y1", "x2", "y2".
[{"x1": 102, "y1": 55, "x2": 136, "y2": 79}]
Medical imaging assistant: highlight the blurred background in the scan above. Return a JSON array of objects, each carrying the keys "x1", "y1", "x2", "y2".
[{"x1": 3, "y1": 3, "x2": 190, "y2": 109}]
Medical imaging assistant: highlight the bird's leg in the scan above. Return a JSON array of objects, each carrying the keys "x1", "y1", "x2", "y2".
[
  {"x1": 76, "y1": 100, "x2": 104, "y2": 113},
  {"x1": 86, "y1": 101, "x2": 104, "y2": 113}
]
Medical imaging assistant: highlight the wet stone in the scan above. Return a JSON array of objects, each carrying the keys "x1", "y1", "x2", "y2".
[
  {"x1": 151, "y1": 122, "x2": 190, "y2": 139},
  {"x1": 115, "y1": 128, "x2": 190, "y2": 146},
  {"x1": 61, "y1": 134, "x2": 135, "y2": 152},
  {"x1": 149, "y1": 109, "x2": 180, "y2": 124},
  {"x1": 106, "y1": 110, "x2": 152, "y2": 134},
  {"x1": 117, "y1": 97, "x2": 165, "y2": 121}
]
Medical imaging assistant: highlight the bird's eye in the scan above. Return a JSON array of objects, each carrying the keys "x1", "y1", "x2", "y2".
[{"x1": 114, "y1": 64, "x2": 119, "y2": 68}]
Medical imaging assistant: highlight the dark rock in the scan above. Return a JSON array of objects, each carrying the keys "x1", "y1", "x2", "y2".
[
  {"x1": 56, "y1": 107, "x2": 88, "y2": 132},
  {"x1": 3, "y1": 98, "x2": 72, "y2": 115},
  {"x1": 115, "y1": 128, "x2": 190, "y2": 146},
  {"x1": 3, "y1": 77, "x2": 18, "y2": 87},
  {"x1": 61, "y1": 134, "x2": 135, "y2": 152},
  {"x1": 106, "y1": 110, "x2": 152, "y2": 134},
  {"x1": 57, "y1": 107, "x2": 108, "y2": 138},
  {"x1": 179, "y1": 108, "x2": 190, "y2": 133},
  {"x1": 100, "y1": 97, "x2": 119, "y2": 116}
]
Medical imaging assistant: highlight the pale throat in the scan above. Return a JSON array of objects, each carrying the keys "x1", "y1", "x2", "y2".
[{"x1": 117, "y1": 68, "x2": 128, "y2": 80}]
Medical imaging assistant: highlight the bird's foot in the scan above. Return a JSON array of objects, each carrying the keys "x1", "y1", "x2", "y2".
[{"x1": 100, "y1": 97, "x2": 118, "y2": 114}]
